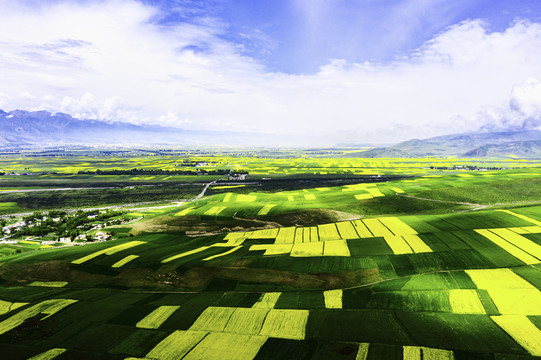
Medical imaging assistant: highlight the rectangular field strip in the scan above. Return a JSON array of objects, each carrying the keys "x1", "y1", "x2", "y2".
[
  {"x1": 379, "y1": 217, "x2": 418, "y2": 235},
  {"x1": 175, "y1": 207, "x2": 195, "y2": 216},
  {"x1": 491, "y1": 315, "x2": 541, "y2": 356},
  {"x1": 466, "y1": 268, "x2": 541, "y2": 315},
  {"x1": 323, "y1": 240, "x2": 351, "y2": 256},
  {"x1": 384, "y1": 235, "x2": 413, "y2": 254},
  {"x1": 248, "y1": 228, "x2": 279, "y2": 239},
  {"x1": 224, "y1": 308, "x2": 269, "y2": 335},
  {"x1": 352, "y1": 220, "x2": 373, "y2": 237},
  {"x1": 317, "y1": 223, "x2": 341, "y2": 241},
  {"x1": 249, "y1": 243, "x2": 293, "y2": 255},
  {"x1": 28, "y1": 348, "x2": 66, "y2": 360},
  {"x1": 474, "y1": 229, "x2": 540, "y2": 264},
  {"x1": 190, "y1": 307, "x2": 236, "y2": 332},
  {"x1": 183, "y1": 333, "x2": 267, "y2": 360},
  {"x1": 204, "y1": 206, "x2": 227, "y2": 215},
  {"x1": 336, "y1": 221, "x2": 360, "y2": 239},
  {"x1": 402, "y1": 234, "x2": 432, "y2": 253},
  {"x1": 275, "y1": 227, "x2": 295, "y2": 244},
  {"x1": 363, "y1": 219, "x2": 393, "y2": 237},
  {"x1": 28, "y1": 281, "x2": 68, "y2": 288},
  {"x1": 111, "y1": 255, "x2": 139, "y2": 268},
  {"x1": 290, "y1": 242, "x2": 324, "y2": 257},
  {"x1": 324, "y1": 290, "x2": 343, "y2": 308},
  {"x1": 294, "y1": 228, "x2": 304, "y2": 243},
  {"x1": 162, "y1": 246, "x2": 210, "y2": 263},
  {"x1": 258, "y1": 309, "x2": 309, "y2": 340},
  {"x1": 448, "y1": 290, "x2": 485, "y2": 314},
  {"x1": 72, "y1": 241, "x2": 146, "y2": 264},
  {"x1": 498, "y1": 209, "x2": 541, "y2": 226},
  {"x1": 146, "y1": 330, "x2": 208, "y2": 360},
  {"x1": 136, "y1": 305, "x2": 180, "y2": 329},
  {"x1": 203, "y1": 246, "x2": 242, "y2": 261},
  {"x1": 489, "y1": 228, "x2": 541, "y2": 259},
  {"x1": 0, "y1": 300, "x2": 27, "y2": 315},
  {"x1": 0, "y1": 299, "x2": 78, "y2": 335},
  {"x1": 257, "y1": 204, "x2": 276, "y2": 215},
  {"x1": 236, "y1": 194, "x2": 257, "y2": 202},
  {"x1": 252, "y1": 293, "x2": 281, "y2": 309},
  {"x1": 355, "y1": 193, "x2": 373, "y2": 200}
]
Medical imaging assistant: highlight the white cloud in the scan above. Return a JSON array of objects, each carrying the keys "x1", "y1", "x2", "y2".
[
  {"x1": 158, "y1": 110, "x2": 191, "y2": 126},
  {"x1": 17, "y1": 92, "x2": 37, "y2": 100},
  {"x1": 467, "y1": 78, "x2": 541, "y2": 132},
  {"x1": 57, "y1": 93, "x2": 139, "y2": 123},
  {"x1": 510, "y1": 78, "x2": 541, "y2": 124},
  {"x1": 1, "y1": 1, "x2": 541, "y2": 145}
]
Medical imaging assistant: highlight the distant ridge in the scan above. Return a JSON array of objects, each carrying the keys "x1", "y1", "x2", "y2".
[
  {"x1": 3, "y1": 109, "x2": 541, "y2": 155},
  {"x1": 0, "y1": 109, "x2": 262, "y2": 147},
  {"x1": 344, "y1": 130, "x2": 541, "y2": 158},
  {"x1": 464, "y1": 139, "x2": 541, "y2": 158}
]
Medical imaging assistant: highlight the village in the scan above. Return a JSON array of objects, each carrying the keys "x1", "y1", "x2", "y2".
[{"x1": 0, "y1": 209, "x2": 132, "y2": 253}]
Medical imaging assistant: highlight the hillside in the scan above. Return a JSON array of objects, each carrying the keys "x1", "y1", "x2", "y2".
[
  {"x1": 350, "y1": 131, "x2": 541, "y2": 158},
  {"x1": 465, "y1": 140, "x2": 541, "y2": 158},
  {"x1": 1, "y1": 162, "x2": 541, "y2": 359}
]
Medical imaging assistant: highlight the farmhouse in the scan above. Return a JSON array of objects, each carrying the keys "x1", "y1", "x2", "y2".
[{"x1": 229, "y1": 173, "x2": 247, "y2": 181}]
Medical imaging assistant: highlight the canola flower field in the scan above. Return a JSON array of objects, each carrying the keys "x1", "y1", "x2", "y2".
[{"x1": 0, "y1": 151, "x2": 540, "y2": 359}]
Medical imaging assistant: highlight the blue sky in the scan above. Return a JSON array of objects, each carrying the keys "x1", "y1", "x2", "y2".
[
  {"x1": 146, "y1": 0, "x2": 541, "y2": 73},
  {"x1": 1, "y1": 0, "x2": 541, "y2": 145}
]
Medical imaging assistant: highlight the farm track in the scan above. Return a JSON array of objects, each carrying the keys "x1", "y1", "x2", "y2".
[
  {"x1": 395, "y1": 192, "x2": 485, "y2": 207},
  {"x1": 192, "y1": 174, "x2": 229, "y2": 201},
  {"x1": 231, "y1": 211, "x2": 283, "y2": 228}
]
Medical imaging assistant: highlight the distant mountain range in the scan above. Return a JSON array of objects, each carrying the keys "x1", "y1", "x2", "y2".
[
  {"x1": 348, "y1": 131, "x2": 541, "y2": 158},
  {"x1": 0, "y1": 109, "x2": 259, "y2": 147},
  {"x1": 2, "y1": 109, "x2": 541, "y2": 157}
]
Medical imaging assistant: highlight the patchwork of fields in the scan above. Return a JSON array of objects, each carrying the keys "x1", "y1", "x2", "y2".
[
  {"x1": 3, "y1": 153, "x2": 541, "y2": 176},
  {"x1": 0, "y1": 152, "x2": 541, "y2": 359}
]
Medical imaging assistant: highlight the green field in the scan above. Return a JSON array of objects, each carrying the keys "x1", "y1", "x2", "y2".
[{"x1": 0, "y1": 149, "x2": 540, "y2": 359}]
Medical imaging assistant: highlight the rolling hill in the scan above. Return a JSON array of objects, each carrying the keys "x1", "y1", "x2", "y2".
[
  {"x1": 464, "y1": 140, "x2": 541, "y2": 158},
  {"x1": 1, "y1": 170, "x2": 541, "y2": 358},
  {"x1": 351, "y1": 131, "x2": 541, "y2": 158}
]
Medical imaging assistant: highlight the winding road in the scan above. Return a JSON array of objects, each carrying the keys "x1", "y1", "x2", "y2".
[{"x1": 193, "y1": 174, "x2": 229, "y2": 201}]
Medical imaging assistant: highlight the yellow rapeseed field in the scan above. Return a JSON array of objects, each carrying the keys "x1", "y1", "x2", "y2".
[{"x1": 136, "y1": 305, "x2": 180, "y2": 329}]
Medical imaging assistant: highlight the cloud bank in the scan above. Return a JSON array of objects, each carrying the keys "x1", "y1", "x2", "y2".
[
  {"x1": 1, "y1": 0, "x2": 541, "y2": 145},
  {"x1": 472, "y1": 78, "x2": 541, "y2": 132}
]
